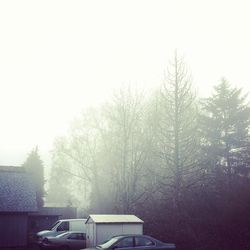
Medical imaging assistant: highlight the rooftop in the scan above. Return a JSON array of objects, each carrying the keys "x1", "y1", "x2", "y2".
[
  {"x1": 0, "y1": 166, "x2": 37, "y2": 212},
  {"x1": 86, "y1": 214, "x2": 144, "y2": 224}
]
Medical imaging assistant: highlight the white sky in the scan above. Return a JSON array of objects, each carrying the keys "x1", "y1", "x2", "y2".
[{"x1": 0, "y1": 0, "x2": 250, "y2": 166}]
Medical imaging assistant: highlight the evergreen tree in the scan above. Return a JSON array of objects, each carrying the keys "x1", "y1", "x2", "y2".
[
  {"x1": 23, "y1": 147, "x2": 45, "y2": 208},
  {"x1": 200, "y1": 79, "x2": 250, "y2": 179},
  {"x1": 198, "y1": 79, "x2": 250, "y2": 249}
]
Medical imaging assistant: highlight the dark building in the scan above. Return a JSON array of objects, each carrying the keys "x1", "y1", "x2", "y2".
[
  {"x1": 0, "y1": 166, "x2": 38, "y2": 248},
  {"x1": 0, "y1": 166, "x2": 78, "y2": 248}
]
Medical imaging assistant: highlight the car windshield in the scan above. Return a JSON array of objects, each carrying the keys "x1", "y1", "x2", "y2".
[
  {"x1": 50, "y1": 221, "x2": 60, "y2": 230},
  {"x1": 98, "y1": 237, "x2": 120, "y2": 249}
]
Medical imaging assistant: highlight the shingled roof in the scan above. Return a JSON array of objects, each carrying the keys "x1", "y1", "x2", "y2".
[{"x1": 0, "y1": 166, "x2": 37, "y2": 212}]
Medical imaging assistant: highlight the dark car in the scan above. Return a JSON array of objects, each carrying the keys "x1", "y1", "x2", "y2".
[
  {"x1": 83, "y1": 235, "x2": 176, "y2": 250},
  {"x1": 40, "y1": 231, "x2": 86, "y2": 250}
]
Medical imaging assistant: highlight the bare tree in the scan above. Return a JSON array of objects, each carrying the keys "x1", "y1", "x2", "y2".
[
  {"x1": 101, "y1": 86, "x2": 149, "y2": 213},
  {"x1": 46, "y1": 108, "x2": 107, "y2": 210},
  {"x1": 157, "y1": 51, "x2": 200, "y2": 204}
]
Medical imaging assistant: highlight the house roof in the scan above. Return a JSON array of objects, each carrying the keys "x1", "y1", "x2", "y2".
[
  {"x1": 86, "y1": 214, "x2": 144, "y2": 224},
  {"x1": 29, "y1": 207, "x2": 78, "y2": 217},
  {"x1": 0, "y1": 166, "x2": 37, "y2": 212},
  {"x1": 29, "y1": 207, "x2": 63, "y2": 216}
]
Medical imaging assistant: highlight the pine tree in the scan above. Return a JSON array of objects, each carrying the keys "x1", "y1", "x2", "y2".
[
  {"x1": 23, "y1": 147, "x2": 45, "y2": 208},
  {"x1": 200, "y1": 79, "x2": 250, "y2": 179},
  {"x1": 199, "y1": 79, "x2": 250, "y2": 250}
]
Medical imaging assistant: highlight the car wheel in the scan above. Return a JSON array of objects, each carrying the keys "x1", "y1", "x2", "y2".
[{"x1": 60, "y1": 245, "x2": 70, "y2": 250}]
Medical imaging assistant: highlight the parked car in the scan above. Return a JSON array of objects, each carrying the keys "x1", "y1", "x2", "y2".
[
  {"x1": 82, "y1": 235, "x2": 176, "y2": 250},
  {"x1": 36, "y1": 219, "x2": 87, "y2": 244},
  {"x1": 40, "y1": 231, "x2": 86, "y2": 250}
]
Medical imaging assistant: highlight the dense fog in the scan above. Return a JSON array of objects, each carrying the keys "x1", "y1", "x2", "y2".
[{"x1": 46, "y1": 54, "x2": 250, "y2": 250}]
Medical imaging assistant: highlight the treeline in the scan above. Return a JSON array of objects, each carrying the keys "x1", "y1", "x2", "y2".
[{"x1": 47, "y1": 54, "x2": 250, "y2": 250}]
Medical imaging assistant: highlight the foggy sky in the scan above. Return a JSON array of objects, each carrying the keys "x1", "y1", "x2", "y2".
[{"x1": 0, "y1": 0, "x2": 250, "y2": 166}]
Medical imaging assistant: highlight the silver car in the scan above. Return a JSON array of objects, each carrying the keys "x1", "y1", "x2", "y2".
[{"x1": 40, "y1": 231, "x2": 86, "y2": 250}]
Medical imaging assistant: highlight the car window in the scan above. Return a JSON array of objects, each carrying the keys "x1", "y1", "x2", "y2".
[
  {"x1": 57, "y1": 221, "x2": 69, "y2": 231},
  {"x1": 135, "y1": 237, "x2": 155, "y2": 247},
  {"x1": 115, "y1": 237, "x2": 134, "y2": 248},
  {"x1": 81, "y1": 233, "x2": 86, "y2": 240},
  {"x1": 98, "y1": 237, "x2": 120, "y2": 248},
  {"x1": 68, "y1": 233, "x2": 78, "y2": 239},
  {"x1": 68, "y1": 233, "x2": 85, "y2": 240}
]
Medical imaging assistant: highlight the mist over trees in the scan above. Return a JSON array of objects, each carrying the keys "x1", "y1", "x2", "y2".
[{"x1": 47, "y1": 54, "x2": 250, "y2": 250}]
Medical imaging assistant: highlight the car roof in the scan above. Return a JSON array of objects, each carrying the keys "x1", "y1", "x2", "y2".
[{"x1": 111, "y1": 235, "x2": 162, "y2": 243}]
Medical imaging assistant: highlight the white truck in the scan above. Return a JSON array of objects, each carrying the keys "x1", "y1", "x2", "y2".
[{"x1": 36, "y1": 219, "x2": 87, "y2": 244}]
